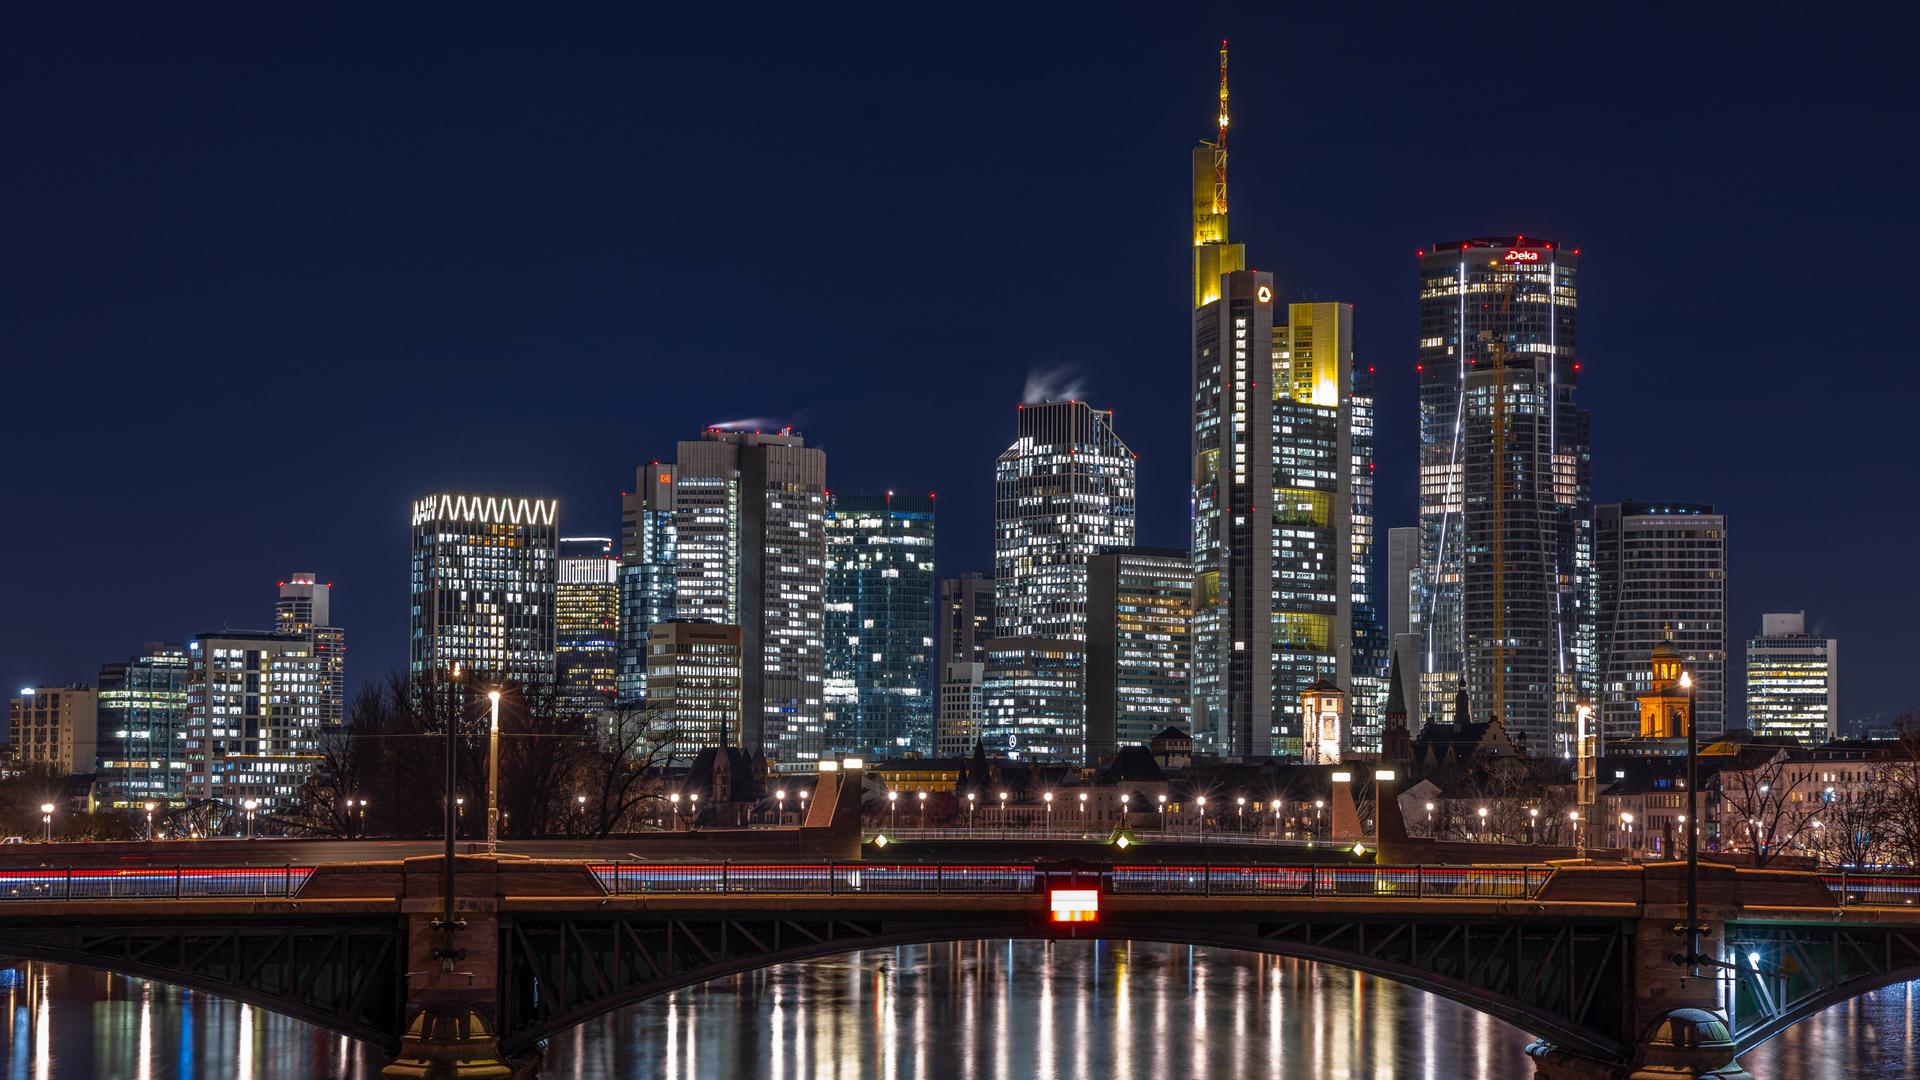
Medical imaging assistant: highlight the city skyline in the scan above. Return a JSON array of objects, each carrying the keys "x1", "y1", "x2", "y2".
[{"x1": 2, "y1": 11, "x2": 1913, "y2": 728}]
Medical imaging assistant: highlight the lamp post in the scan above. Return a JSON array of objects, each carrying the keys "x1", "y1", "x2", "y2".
[
  {"x1": 1120, "y1": 792, "x2": 1130, "y2": 829},
  {"x1": 40, "y1": 803, "x2": 53, "y2": 843},
  {"x1": 1077, "y1": 791, "x2": 1087, "y2": 834},
  {"x1": 1043, "y1": 791, "x2": 1054, "y2": 835},
  {"x1": 670, "y1": 791, "x2": 681, "y2": 829},
  {"x1": 1314, "y1": 799, "x2": 1325, "y2": 841},
  {"x1": 1680, "y1": 668, "x2": 1701, "y2": 974},
  {"x1": 966, "y1": 791, "x2": 976, "y2": 835},
  {"x1": 144, "y1": 802, "x2": 156, "y2": 841},
  {"x1": 998, "y1": 791, "x2": 1009, "y2": 832},
  {"x1": 1195, "y1": 795, "x2": 1206, "y2": 839},
  {"x1": 1569, "y1": 810, "x2": 1580, "y2": 851},
  {"x1": 486, "y1": 689, "x2": 502, "y2": 852},
  {"x1": 918, "y1": 790, "x2": 927, "y2": 830},
  {"x1": 799, "y1": 789, "x2": 810, "y2": 823},
  {"x1": 776, "y1": 789, "x2": 787, "y2": 826},
  {"x1": 1158, "y1": 793, "x2": 1168, "y2": 831},
  {"x1": 1621, "y1": 811, "x2": 1635, "y2": 854},
  {"x1": 888, "y1": 790, "x2": 898, "y2": 833},
  {"x1": 1426, "y1": 802, "x2": 1435, "y2": 836},
  {"x1": 1477, "y1": 805, "x2": 1489, "y2": 843},
  {"x1": 244, "y1": 799, "x2": 258, "y2": 839},
  {"x1": 1528, "y1": 806, "x2": 1539, "y2": 845},
  {"x1": 357, "y1": 798, "x2": 369, "y2": 837},
  {"x1": 688, "y1": 792, "x2": 699, "y2": 830},
  {"x1": 1236, "y1": 796, "x2": 1246, "y2": 835}
]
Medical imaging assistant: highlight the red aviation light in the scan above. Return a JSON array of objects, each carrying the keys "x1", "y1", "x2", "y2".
[
  {"x1": 1416, "y1": 364, "x2": 1424, "y2": 372},
  {"x1": 1050, "y1": 888, "x2": 1099, "y2": 923}
]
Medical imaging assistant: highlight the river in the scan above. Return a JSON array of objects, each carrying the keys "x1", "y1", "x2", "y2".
[{"x1": 0, "y1": 942, "x2": 1910, "y2": 1078}]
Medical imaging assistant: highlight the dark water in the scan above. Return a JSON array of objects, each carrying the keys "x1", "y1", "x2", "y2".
[{"x1": 0, "y1": 944, "x2": 1910, "y2": 1078}]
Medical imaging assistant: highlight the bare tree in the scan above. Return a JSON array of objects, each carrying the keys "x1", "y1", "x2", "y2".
[
  {"x1": 575, "y1": 700, "x2": 677, "y2": 836},
  {"x1": 1808, "y1": 784, "x2": 1891, "y2": 869},
  {"x1": 1716, "y1": 753, "x2": 1816, "y2": 867}
]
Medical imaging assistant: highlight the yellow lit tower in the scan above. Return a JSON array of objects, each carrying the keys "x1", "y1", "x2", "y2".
[
  {"x1": 1636, "y1": 629, "x2": 1691, "y2": 740},
  {"x1": 1192, "y1": 40, "x2": 1245, "y2": 308}
]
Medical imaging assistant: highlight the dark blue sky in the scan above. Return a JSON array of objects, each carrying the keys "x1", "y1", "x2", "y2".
[{"x1": 4, "y1": 8, "x2": 1914, "y2": 721}]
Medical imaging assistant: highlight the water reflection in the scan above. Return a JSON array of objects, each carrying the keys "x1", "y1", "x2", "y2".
[{"x1": 0, "y1": 947, "x2": 1912, "y2": 1078}]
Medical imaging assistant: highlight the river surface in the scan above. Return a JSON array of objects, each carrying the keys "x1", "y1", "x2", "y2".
[{"x1": 0, "y1": 942, "x2": 1911, "y2": 1078}]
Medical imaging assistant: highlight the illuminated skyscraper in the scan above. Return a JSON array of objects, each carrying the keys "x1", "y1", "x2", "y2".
[
  {"x1": 8, "y1": 686, "x2": 98, "y2": 778},
  {"x1": 824, "y1": 493, "x2": 936, "y2": 758},
  {"x1": 618, "y1": 468, "x2": 677, "y2": 703},
  {"x1": 1386, "y1": 527, "x2": 1423, "y2": 725},
  {"x1": 409, "y1": 494, "x2": 559, "y2": 691},
  {"x1": 937, "y1": 574, "x2": 995, "y2": 666},
  {"x1": 1595, "y1": 502, "x2": 1728, "y2": 747},
  {"x1": 96, "y1": 643, "x2": 190, "y2": 807},
  {"x1": 1745, "y1": 612, "x2": 1837, "y2": 744},
  {"x1": 653, "y1": 429, "x2": 827, "y2": 771},
  {"x1": 645, "y1": 621, "x2": 744, "y2": 753},
  {"x1": 557, "y1": 537, "x2": 620, "y2": 721},
  {"x1": 981, "y1": 637, "x2": 1086, "y2": 762},
  {"x1": 1086, "y1": 548, "x2": 1192, "y2": 761},
  {"x1": 276, "y1": 573, "x2": 344, "y2": 736},
  {"x1": 1416, "y1": 238, "x2": 1592, "y2": 754},
  {"x1": 994, "y1": 400, "x2": 1136, "y2": 644}
]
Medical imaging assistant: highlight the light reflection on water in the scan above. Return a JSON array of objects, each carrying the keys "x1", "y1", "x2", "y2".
[{"x1": 0, "y1": 945, "x2": 1912, "y2": 1078}]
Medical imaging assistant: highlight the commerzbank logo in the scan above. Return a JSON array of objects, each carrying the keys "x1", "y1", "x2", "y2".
[{"x1": 412, "y1": 494, "x2": 558, "y2": 527}]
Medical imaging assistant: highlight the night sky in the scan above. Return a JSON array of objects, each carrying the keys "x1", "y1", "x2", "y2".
[{"x1": 4, "y1": 8, "x2": 1914, "y2": 725}]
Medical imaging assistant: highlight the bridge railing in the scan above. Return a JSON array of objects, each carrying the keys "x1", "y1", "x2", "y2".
[
  {"x1": 589, "y1": 863, "x2": 1555, "y2": 900},
  {"x1": 1822, "y1": 872, "x2": 1920, "y2": 907},
  {"x1": 0, "y1": 866, "x2": 313, "y2": 901}
]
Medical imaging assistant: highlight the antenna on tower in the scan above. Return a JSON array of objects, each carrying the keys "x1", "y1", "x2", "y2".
[{"x1": 1214, "y1": 38, "x2": 1230, "y2": 216}]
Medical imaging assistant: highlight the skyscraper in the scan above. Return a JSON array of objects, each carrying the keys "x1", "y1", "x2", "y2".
[
  {"x1": 96, "y1": 643, "x2": 190, "y2": 808},
  {"x1": 409, "y1": 494, "x2": 559, "y2": 691},
  {"x1": 1416, "y1": 238, "x2": 1592, "y2": 754},
  {"x1": 618, "y1": 467, "x2": 677, "y2": 703},
  {"x1": 1086, "y1": 547, "x2": 1192, "y2": 761},
  {"x1": 655, "y1": 429, "x2": 827, "y2": 771},
  {"x1": 556, "y1": 537, "x2": 620, "y2": 721},
  {"x1": 936, "y1": 662, "x2": 985, "y2": 757},
  {"x1": 1386, "y1": 526, "x2": 1423, "y2": 724},
  {"x1": 994, "y1": 400, "x2": 1137, "y2": 642},
  {"x1": 990, "y1": 400, "x2": 1134, "y2": 758},
  {"x1": 185, "y1": 573, "x2": 349, "y2": 812},
  {"x1": 824, "y1": 493, "x2": 936, "y2": 758},
  {"x1": 1595, "y1": 502, "x2": 1728, "y2": 747},
  {"x1": 1745, "y1": 612, "x2": 1838, "y2": 744},
  {"x1": 1186, "y1": 48, "x2": 1382, "y2": 761},
  {"x1": 276, "y1": 574, "x2": 344, "y2": 737}
]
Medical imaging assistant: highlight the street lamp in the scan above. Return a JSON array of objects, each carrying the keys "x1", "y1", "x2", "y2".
[
  {"x1": 1569, "y1": 810, "x2": 1581, "y2": 850},
  {"x1": 40, "y1": 803, "x2": 54, "y2": 843},
  {"x1": 1477, "y1": 805, "x2": 1489, "y2": 843},
  {"x1": 1621, "y1": 811, "x2": 1635, "y2": 853},
  {"x1": 1158, "y1": 793, "x2": 1168, "y2": 831},
  {"x1": 888, "y1": 790, "x2": 899, "y2": 832},
  {"x1": 1077, "y1": 791, "x2": 1087, "y2": 833},
  {"x1": 669, "y1": 791, "x2": 680, "y2": 830},
  {"x1": 688, "y1": 792, "x2": 699, "y2": 828},
  {"x1": 144, "y1": 802, "x2": 156, "y2": 841},
  {"x1": 486, "y1": 689, "x2": 502, "y2": 852},
  {"x1": 966, "y1": 791, "x2": 976, "y2": 835},
  {"x1": 776, "y1": 789, "x2": 787, "y2": 825},
  {"x1": 1314, "y1": 799, "x2": 1325, "y2": 840},
  {"x1": 1043, "y1": 791, "x2": 1054, "y2": 834},
  {"x1": 1529, "y1": 806, "x2": 1539, "y2": 845},
  {"x1": 1236, "y1": 796, "x2": 1246, "y2": 834},
  {"x1": 244, "y1": 799, "x2": 259, "y2": 839},
  {"x1": 998, "y1": 791, "x2": 1009, "y2": 831},
  {"x1": 1425, "y1": 801, "x2": 1435, "y2": 835},
  {"x1": 1195, "y1": 795, "x2": 1207, "y2": 838},
  {"x1": 1679, "y1": 668, "x2": 1703, "y2": 974},
  {"x1": 917, "y1": 790, "x2": 927, "y2": 830}
]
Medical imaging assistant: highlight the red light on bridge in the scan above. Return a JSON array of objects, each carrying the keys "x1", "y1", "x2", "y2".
[{"x1": 1050, "y1": 888, "x2": 1099, "y2": 923}]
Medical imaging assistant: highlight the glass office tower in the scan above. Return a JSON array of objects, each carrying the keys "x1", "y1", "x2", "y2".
[
  {"x1": 409, "y1": 494, "x2": 559, "y2": 691},
  {"x1": 97, "y1": 644, "x2": 190, "y2": 808},
  {"x1": 824, "y1": 493, "x2": 936, "y2": 758}
]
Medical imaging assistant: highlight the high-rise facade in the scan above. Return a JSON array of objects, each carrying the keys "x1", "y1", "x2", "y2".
[
  {"x1": 1386, "y1": 526, "x2": 1424, "y2": 724},
  {"x1": 1086, "y1": 548, "x2": 1192, "y2": 761},
  {"x1": 936, "y1": 661, "x2": 985, "y2": 757},
  {"x1": 937, "y1": 574, "x2": 995, "y2": 667},
  {"x1": 275, "y1": 574, "x2": 344, "y2": 735},
  {"x1": 1595, "y1": 502, "x2": 1728, "y2": 747},
  {"x1": 8, "y1": 686, "x2": 99, "y2": 777},
  {"x1": 185, "y1": 574, "x2": 349, "y2": 811},
  {"x1": 645, "y1": 621, "x2": 744, "y2": 753},
  {"x1": 557, "y1": 537, "x2": 621, "y2": 720},
  {"x1": 824, "y1": 493, "x2": 935, "y2": 758},
  {"x1": 96, "y1": 643, "x2": 190, "y2": 808},
  {"x1": 980, "y1": 637, "x2": 1086, "y2": 761},
  {"x1": 1745, "y1": 612, "x2": 1838, "y2": 744},
  {"x1": 618, "y1": 467, "x2": 677, "y2": 703},
  {"x1": 994, "y1": 400, "x2": 1137, "y2": 642},
  {"x1": 409, "y1": 494, "x2": 559, "y2": 691},
  {"x1": 651, "y1": 429, "x2": 827, "y2": 771},
  {"x1": 1416, "y1": 238, "x2": 1592, "y2": 755}
]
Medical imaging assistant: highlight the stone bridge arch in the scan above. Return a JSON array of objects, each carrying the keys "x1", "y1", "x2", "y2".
[{"x1": 495, "y1": 910, "x2": 1636, "y2": 1063}]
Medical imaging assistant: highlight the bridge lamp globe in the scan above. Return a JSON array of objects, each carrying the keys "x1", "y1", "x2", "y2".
[
  {"x1": 919, "y1": 791, "x2": 928, "y2": 801},
  {"x1": 40, "y1": 803, "x2": 53, "y2": 814},
  {"x1": 888, "y1": 791, "x2": 898, "y2": 803}
]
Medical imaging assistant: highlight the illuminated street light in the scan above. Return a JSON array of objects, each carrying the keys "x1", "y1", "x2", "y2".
[
  {"x1": 40, "y1": 803, "x2": 54, "y2": 843},
  {"x1": 918, "y1": 790, "x2": 928, "y2": 830},
  {"x1": 776, "y1": 789, "x2": 787, "y2": 825},
  {"x1": 144, "y1": 801, "x2": 157, "y2": 841},
  {"x1": 244, "y1": 799, "x2": 259, "y2": 839},
  {"x1": 888, "y1": 790, "x2": 898, "y2": 833},
  {"x1": 486, "y1": 689, "x2": 502, "y2": 852},
  {"x1": 1044, "y1": 791, "x2": 1054, "y2": 834},
  {"x1": 999, "y1": 791, "x2": 1009, "y2": 831},
  {"x1": 1477, "y1": 805, "x2": 1489, "y2": 843}
]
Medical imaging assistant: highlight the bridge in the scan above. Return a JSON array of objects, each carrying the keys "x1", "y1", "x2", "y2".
[{"x1": 2, "y1": 856, "x2": 1919, "y2": 1078}]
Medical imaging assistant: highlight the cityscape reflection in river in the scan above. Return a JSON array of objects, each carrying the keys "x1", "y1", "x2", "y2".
[{"x1": 0, "y1": 945, "x2": 1915, "y2": 1077}]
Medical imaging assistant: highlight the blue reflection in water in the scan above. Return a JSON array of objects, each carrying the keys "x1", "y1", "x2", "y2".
[{"x1": 0, "y1": 948, "x2": 1912, "y2": 1078}]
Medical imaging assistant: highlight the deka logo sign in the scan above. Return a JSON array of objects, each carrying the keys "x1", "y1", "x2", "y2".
[{"x1": 1503, "y1": 249, "x2": 1542, "y2": 263}]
